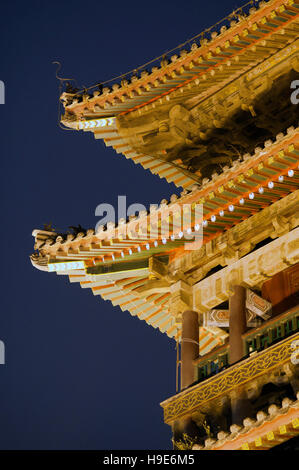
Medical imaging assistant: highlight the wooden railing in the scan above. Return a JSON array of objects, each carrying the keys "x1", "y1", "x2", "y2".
[{"x1": 194, "y1": 305, "x2": 299, "y2": 384}]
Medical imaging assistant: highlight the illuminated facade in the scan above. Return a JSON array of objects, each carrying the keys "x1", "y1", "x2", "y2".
[{"x1": 31, "y1": 0, "x2": 299, "y2": 450}]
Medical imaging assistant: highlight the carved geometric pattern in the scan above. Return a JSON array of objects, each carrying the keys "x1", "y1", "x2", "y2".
[
  {"x1": 161, "y1": 333, "x2": 299, "y2": 424},
  {"x1": 193, "y1": 228, "x2": 299, "y2": 312}
]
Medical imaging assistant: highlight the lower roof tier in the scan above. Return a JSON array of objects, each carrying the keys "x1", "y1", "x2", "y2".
[
  {"x1": 31, "y1": 128, "x2": 299, "y2": 345},
  {"x1": 192, "y1": 392, "x2": 299, "y2": 450},
  {"x1": 31, "y1": 189, "x2": 299, "y2": 356}
]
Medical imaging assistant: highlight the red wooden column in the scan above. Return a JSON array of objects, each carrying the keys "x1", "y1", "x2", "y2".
[
  {"x1": 181, "y1": 310, "x2": 199, "y2": 390},
  {"x1": 173, "y1": 310, "x2": 200, "y2": 447},
  {"x1": 229, "y1": 285, "x2": 246, "y2": 365},
  {"x1": 229, "y1": 285, "x2": 251, "y2": 425}
]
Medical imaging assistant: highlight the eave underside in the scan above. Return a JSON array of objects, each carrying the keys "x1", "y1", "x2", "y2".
[{"x1": 61, "y1": 0, "x2": 299, "y2": 188}]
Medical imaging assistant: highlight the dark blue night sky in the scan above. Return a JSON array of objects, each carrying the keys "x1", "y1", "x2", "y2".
[{"x1": 0, "y1": 0, "x2": 249, "y2": 450}]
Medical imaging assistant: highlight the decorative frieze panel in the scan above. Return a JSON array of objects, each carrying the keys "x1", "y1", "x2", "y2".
[
  {"x1": 193, "y1": 228, "x2": 299, "y2": 313},
  {"x1": 203, "y1": 308, "x2": 261, "y2": 328},
  {"x1": 170, "y1": 189, "x2": 299, "y2": 285},
  {"x1": 161, "y1": 333, "x2": 299, "y2": 424},
  {"x1": 246, "y1": 290, "x2": 272, "y2": 320}
]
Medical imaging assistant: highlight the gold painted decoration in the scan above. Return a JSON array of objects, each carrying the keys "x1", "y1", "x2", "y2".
[
  {"x1": 246, "y1": 289, "x2": 272, "y2": 320},
  {"x1": 161, "y1": 333, "x2": 299, "y2": 424},
  {"x1": 203, "y1": 309, "x2": 261, "y2": 328}
]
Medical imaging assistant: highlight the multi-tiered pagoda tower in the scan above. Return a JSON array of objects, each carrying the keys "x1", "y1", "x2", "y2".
[{"x1": 31, "y1": 0, "x2": 299, "y2": 450}]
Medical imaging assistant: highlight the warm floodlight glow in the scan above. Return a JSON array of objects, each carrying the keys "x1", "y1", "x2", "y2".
[
  {"x1": 78, "y1": 117, "x2": 116, "y2": 130},
  {"x1": 48, "y1": 261, "x2": 85, "y2": 272},
  {"x1": 288, "y1": 169, "x2": 294, "y2": 177}
]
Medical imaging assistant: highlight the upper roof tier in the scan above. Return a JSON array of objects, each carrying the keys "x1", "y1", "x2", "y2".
[
  {"x1": 60, "y1": 0, "x2": 299, "y2": 188},
  {"x1": 61, "y1": 0, "x2": 299, "y2": 118}
]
